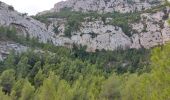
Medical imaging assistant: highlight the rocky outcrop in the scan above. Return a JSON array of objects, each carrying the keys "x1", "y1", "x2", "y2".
[
  {"x1": 130, "y1": 12, "x2": 166, "y2": 49},
  {"x1": 49, "y1": 0, "x2": 164, "y2": 14},
  {"x1": 47, "y1": 7, "x2": 170, "y2": 51},
  {"x1": 0, "y1": 41, "x2": 27, "y2": 61},
  {"x1": 0, "y1": 2, "x2": 56, "y2": 43},
  {"x1": 49, "y1": 19, "x2": 132, "y2": 51}
]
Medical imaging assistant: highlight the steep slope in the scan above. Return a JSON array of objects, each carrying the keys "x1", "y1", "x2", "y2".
[
  {"x1": 0, "y1": 2, "x2": 66, "y2": 44},
  {"x1": 36, "y1": 0, "x2": 170, "y2": 51},
  {"x1": 0, "y1": 1, "x2": 169, "y2": 53},
  {"x1": 0, "y1": 2, "x2": 54, "y2": 60}
]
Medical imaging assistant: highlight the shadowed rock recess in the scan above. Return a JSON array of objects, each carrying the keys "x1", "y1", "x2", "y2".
[{"x1": 0, "y1": 0, "x2": 169, "y2": 55}]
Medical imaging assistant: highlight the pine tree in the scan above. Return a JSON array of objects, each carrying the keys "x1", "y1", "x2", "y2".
[
  {"x1": 0, "y1": 69, "x2": 15, "y2": 94},
  {"x1": 100, "y1": 73, "x2": 121, "y2": 100},
  {"x1": 36, "y1": 72, "x2": 59, "y2": 100},
  {"x1": 0, "y1": 88, "x2": 11, "y2": 100},
  {"x1": 19, "y1": 79, "x2": 35, "y2": 100},
  {"x1": 16, "y1": 57, "x2": 30, "y2": 78},
  {"x1": 34, "y1": 69, "x2": 45, "y2": 88}
]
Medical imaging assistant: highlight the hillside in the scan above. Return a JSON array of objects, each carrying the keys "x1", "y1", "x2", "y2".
[
  {"x1": 42, "y1": 0, "x2": 164, "y2": 13},
  {"x1": 0, "y1": 0, "x2": 169, "y2": 100},
  {"x1": 36, "y1": 0, "x2": 170, "y2": 51},
  {"x1": 0, "y1": 0, "x2": 169, "y2": 53}
]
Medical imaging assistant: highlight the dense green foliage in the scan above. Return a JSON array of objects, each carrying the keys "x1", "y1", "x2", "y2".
[
  {"x1": 0, "y1": 40, "x2": 170, "y2": 100},
  {"x1": 0, "y1": 26, "x2": 154, "y2": 100}
]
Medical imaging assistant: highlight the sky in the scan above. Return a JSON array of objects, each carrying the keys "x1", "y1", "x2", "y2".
[{"x1": 1, "y1": 0, "x2": 65, "y2": 15}]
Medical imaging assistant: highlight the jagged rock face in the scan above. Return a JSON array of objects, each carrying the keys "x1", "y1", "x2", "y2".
[
  {"x1": 130, "y1": 11, "x2": 170, "y2": 49},
  {"x1": 50, "y1": 0, "x2": 164, "y2": 13},
  {"x1": 48, "y1": 8, "x2": 170, "y2": 51},
  {"x1": 47, "y1": 18, "x2": 133, "y2": 51},
  {"x1": 76, "y1": 20, "x2": 132, "y2": 51},
  {"x1": 68, "y1": 20, "x2": 132, "y2": 51},
  {"x1": 0, "y1": 2, "x2": 55, "y2": 43},
  {"x1": 0, "y1": 1, "x2": 170, "y2": 52}
]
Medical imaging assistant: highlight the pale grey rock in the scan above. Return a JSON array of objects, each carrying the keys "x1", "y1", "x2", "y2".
[
  {"x1": 34, "y1": 1, "x2": 170, "y2": 51},
  {"x1": 131, "y1": 23, "x2": 144, "y2": 33},
  {"x1": 0, "y1": 2, "x2": 55, "y2": 43},
  {"x1": 75, "y1": 20, "x2": 132, "y2": 51},
  {"x1": 51, "y1": 19, "x2": 132, "y2": 51},
  {"x1": 50, "y1": 0, "x2": 164, "y2": 14},
  {"x1": 139, "y1": 31, "x2": 163, "y2": 48},
  {"x1": 162, "y1": 21, "x2": 170, "y2": 43},
  {"x1": 130, "y1": 34, "x2": 141, "y2": 49},
  {"x1": 48, "y1": 8, "x2": 170, "y2": 51},
  {"x1": 131, "y1": 10, "x2": 170, "y2": 49},
  {"x1": 0, "y1": 41, "x2": 57, "y2": 61},
  {"x1": 0, "y1": 41, "x2": 28, "y2": 60}
]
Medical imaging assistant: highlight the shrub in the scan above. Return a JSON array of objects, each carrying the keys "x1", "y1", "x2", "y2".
[
  {"x1": 34, "y1": 10, "x2": 141, "y2": 37},
  {"x1": 53, "y1": 25, "x2": 60, "y2": 34},
  {"x1": 0, "y1": 26, "x2": 17, "y2": 40},
  {"x1": 8, "y1": 6, "x2": 14, "y2": 11}
]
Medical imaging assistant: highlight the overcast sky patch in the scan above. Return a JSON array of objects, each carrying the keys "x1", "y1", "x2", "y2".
[{"x1": 1, "y1": 0, "x2": 64, "y2": 15}]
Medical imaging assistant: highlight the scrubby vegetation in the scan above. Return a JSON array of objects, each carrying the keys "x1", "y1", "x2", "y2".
[
  {"x1": 0, "y1": 26, "x2": 18, "y2": 41},
  {"x1": 34, "y1": 8, "x2": 141, "y2": 37},
  {"x1": 0, "y1": 26, "x2": 45, "y2": 48},
  {"x1": 34, "y1": 3, "x2": 167, "y2": 38}
]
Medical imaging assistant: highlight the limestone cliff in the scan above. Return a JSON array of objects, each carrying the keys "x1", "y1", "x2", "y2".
[
  {"x1": 47, "y1": 0, "x2": 164, "y2": 13},
  {"x1": 0, "y1": 0, "x2": 169, "y2": 54},
  {"x1": 0, "y1": 2, "x2": 57, "y2": 43}
]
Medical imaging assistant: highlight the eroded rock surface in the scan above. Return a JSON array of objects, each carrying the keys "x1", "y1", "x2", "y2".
[
  {"x1": 49, "y1": 0, "x2": 164, "y2": 13},
  {"x1": 48, "y1": 8, "x2": 170, "y2": 51},
  {"x1": 0, "y1": 1, "x2": 170, "y2": 52},
  {"x1": 0, "y1": 2, "x2": 55, "y2": 43}
]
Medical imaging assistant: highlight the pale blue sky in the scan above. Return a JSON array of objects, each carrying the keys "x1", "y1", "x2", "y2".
[{"x1": 1, "y1": 0, "x2": 65, "y2": 15}]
